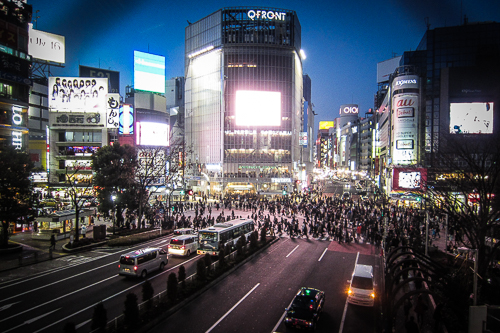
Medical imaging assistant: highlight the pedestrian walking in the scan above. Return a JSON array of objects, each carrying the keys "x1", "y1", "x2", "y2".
[{"x1": 50, "y1": 234, "x2": 56, "y2": 250}]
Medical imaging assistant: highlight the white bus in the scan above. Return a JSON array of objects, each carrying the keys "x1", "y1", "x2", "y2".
[{"x1": 197, "y1": 218, "x2": 255, "y2": 256}]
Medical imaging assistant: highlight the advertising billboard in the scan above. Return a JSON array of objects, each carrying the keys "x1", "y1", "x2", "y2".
[
  {"x1": 319, "y1": 121, "x2": 334, "y2": 130},
  {"x1": 134, "y1": 51, "x2": 165, "y2": 94},
  {"x1": 392, "y1": 92, "x2": 419, "y2": 165},
  {"x1": 79, "y1": 65, "x2": 120, "y2": 93},
  {"x1": 340, "y1": 104, "x2": 359, "y2": 117},
  {"x1": 49, "y1": 77, "x2": 108, "y2": 112},
  {"x1": 392, "y1": 168, "x2": 427, "y2": 192},
  {"x1": 106, "y1": 94, "x2": 120, "y2": 128},
  {"x1": 449, "y1": 102, "x2": 493, "y2": 134},
  {"x1": 28, "y1": 25, "x2": 65, "y2": 64},
  {"x1": 119, "y1": 104, "x2": 134, "y2": 135},
  {"x1": 50, "y1": 112, "x2": 103, "y2": 127},
  {"x1": 299, "y1": 131, "x2": 308, "y2": 146},
  {"x1": 235, "y1": 90, "x2": 281, "y2": 126},
  {"x1": 136, "y1": 122, "x2": 169, "y2": 146}
]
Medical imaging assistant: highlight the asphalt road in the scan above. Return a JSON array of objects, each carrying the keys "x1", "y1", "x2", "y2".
[
  {"x1": 0, "y1": 206, "x2": 383, "y2": 333},
  {"x1": 148, "y1": 237, "x2": 383, "y2": 333},
  {"x1": 0, "y1": 233, "x2": 203, "y2": 333}
]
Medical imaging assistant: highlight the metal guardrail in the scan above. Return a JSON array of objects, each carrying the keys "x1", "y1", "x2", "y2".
[{"x1": 99, "y1": 250, "x2": 240, "y2": 332}]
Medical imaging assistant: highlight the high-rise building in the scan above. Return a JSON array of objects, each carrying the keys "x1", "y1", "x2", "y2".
[
  {"x1": 0, "y1": 1, "x2": 32, "y2": 152},
  {"x1": 184, "y1": 7, "x2": 304, "y2": 196}
]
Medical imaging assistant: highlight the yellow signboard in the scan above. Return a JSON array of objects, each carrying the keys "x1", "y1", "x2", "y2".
[{"x1": 319, "y1": 121, "x2": 334, "y2": 130}]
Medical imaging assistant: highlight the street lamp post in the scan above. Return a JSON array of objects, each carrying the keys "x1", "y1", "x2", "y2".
[
  {"x1": 458, "y1": 247, "x2": 478, "y2": 306},
  {"x1": 111, "y1": 192, "x2": 116, "y2": 235}
]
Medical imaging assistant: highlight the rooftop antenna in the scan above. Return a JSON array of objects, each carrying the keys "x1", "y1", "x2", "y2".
[{"x1": 34, "y1": 10, "x2": 40, "y2": 29}]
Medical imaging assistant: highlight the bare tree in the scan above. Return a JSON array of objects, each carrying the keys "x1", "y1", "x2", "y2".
[
  {"x1": 426, "y1": 132, "x2": 500, "y2": 286},
  {"x1": 64, "y1": 162, "x2": 95, "y2": 242}
]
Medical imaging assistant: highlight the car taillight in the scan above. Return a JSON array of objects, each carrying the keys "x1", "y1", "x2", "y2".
[
  {"x1": 309, "y1": 304, "x2": 313, "y2": 310},
  {"x1": 168, "y1": 245, "x2": 171, "y2": 248},
  {"x1": 181, "y1": 245, "x2": 185, "y2": 249},
  {"x1": 134, "y1": 266, "x2": 138, "y2": 271},
  {"x1": 118, "y1": 264, "x2": 120, "y2": 268}
]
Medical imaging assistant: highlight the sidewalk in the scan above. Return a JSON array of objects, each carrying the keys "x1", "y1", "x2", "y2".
[{"x1": 0, "y1": 230, "x2": 72, "y2": 273}]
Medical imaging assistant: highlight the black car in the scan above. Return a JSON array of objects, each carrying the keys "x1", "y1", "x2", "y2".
[{"x1": 284, "y1": 287, "x2": 325, "y2": 331}]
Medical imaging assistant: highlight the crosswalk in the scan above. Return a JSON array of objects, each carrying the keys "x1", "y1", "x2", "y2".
[{"x1": 54, "y1": 255, "x2": 105, "y2": 265}]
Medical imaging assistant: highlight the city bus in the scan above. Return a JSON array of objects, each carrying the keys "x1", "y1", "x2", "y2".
[{"x1": 197, "y1": 218, "x2": 255, "y2": 256}]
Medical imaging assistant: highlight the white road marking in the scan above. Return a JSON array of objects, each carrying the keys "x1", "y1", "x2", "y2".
[
  {"x1": 0, "y1": 261, "x2": 117, "y2": 302},
  {"x1": 0, "y1": 275, "x2": 117, "y2": 323},
  {"x1": 286, "y1": 245, "x2": 300, "y2": 258},
  {"x1": 339, "y1": 251, "x2": 359, "y2": 333},
  {"x1": 75, "y1": 319, "x2": 92, "y2": 329},
  {"x1": 31, "y1": 259, "x2": 200, "y2": 333},
  {"x1": 0, "y1": 302, "x2": 19, "y2": 311},
  {"x1": 272, "y1": 296, "x2": 295, "y2": 332},
  {"x1": 205, "y1": 283, "x2": 260, "y2": 333},
  {"x1": 318, "y1": 248, "x2": 328, "y2": 261},
  {"x1": 2, "y1": 308, "x2": 61, "y2": 333}
]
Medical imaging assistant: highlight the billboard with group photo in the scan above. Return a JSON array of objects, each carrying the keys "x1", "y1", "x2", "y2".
[{"x1": 49, "y1": 77, "x2": 108, "y2": 112}]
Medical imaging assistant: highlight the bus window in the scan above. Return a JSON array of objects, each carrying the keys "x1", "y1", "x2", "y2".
[{"x1": 199, "y1": 231, "x2": 217, "y2": 242}]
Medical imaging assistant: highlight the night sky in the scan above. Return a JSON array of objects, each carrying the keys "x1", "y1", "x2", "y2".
[{"x1": 30, "y1": 0, "x2": 500, "y2": 136}]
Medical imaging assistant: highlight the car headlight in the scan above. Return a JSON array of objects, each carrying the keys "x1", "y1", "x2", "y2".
[
  {"x1": 284, "y1": 317, "x2": 291, "y2": 322},
  {"x1": 371, "y1": 292, "x2": 375, "y2": 298},
  {"x1": 347, "y1": 289, "x2": 352, "y2": 295}
]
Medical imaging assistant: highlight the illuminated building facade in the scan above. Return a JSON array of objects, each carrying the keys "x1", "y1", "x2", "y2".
[
  {"x1": 0, "y1": 1, "x2": 32, "y2": 152},
  {"x1": 185, "y1": 7, "x2": 304, "y2": 196}
]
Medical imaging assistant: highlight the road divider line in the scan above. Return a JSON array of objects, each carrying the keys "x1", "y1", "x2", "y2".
[
  {"x1": 339, "y1": 251, "x2": 359, "y2": 333},
  {"x1": 29, "y1": 255, "x2": 201, "y2": 333},
  {"x1": 272, "y1": 296, "x2": 295, "y2": 332},
  {"x1": 0, "y1": 234, "x2": 175, "y2": 288},
  {"x1": 318, "y1": 248, "x2": 328, "y2": 261},
  {"x1": 2, "y1": 307, "x2": 61, "y2": 333},
  {"x1": 206, "y1": 283, "x2": 260, "y2": 333},
  {"x1": 0, "y1": 275, "x2": 117, "y2": 323},
  {"x1": 286, "y1": 245, "x2": 299, "y2": 258},
  {"x1": 75, "y1": 319, "x2": 92, "y2": 330},
  {"x1": 0, "y1": 261, "x2": 117, "y2": 301}
]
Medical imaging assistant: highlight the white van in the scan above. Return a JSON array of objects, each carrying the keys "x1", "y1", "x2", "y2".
[
  {"x1": 168, "y1": 235, "x2": 198, "y2": 257},
  {"x1": 173, "y1": 228, "x2": 196, "y2": 236},
  {"x1": 118, "y1": 247, "x2": 168, "y2": 278},
  {"x1": 347, "y1": 264, "x2": 375, "y2": 306}
]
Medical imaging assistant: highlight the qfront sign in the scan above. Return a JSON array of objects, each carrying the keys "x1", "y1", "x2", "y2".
[{"x1": 247, "y1": 10, "x2": 287, "y2": 21}]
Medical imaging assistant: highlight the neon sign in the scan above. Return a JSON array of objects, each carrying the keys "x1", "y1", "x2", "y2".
[{"x1": 247, "y1": 10, "x2": 286, "y2": 21}]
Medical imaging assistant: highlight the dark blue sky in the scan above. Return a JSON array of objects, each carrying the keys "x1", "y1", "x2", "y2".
[{"x1": 30, "y1": 0, "x2": 499, "y2": 134}]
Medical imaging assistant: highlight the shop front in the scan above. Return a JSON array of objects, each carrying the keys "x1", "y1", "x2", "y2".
[{"x1": 32, "y1": 209, "x2": 95, "y2": 240}]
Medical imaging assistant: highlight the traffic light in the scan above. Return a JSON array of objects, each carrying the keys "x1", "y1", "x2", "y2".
[
  {"x1": 180, "y1": 190, "x2": 185, "y2": 195},
  {"x1": 187, "y1": 189, "x2": 194, "y2": 196},
  {"x1": 282, "y1": 190, "x2": 287, "y2": 195}
]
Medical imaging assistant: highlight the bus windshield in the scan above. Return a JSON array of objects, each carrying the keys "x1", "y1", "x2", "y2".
[{"x1": 198, "y1": 231, "x2": 218, "y2": 250}]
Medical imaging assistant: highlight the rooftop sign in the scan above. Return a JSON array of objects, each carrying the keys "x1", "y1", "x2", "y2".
[{"x1": 247, "y1": 10, "x2": 286, "y2": 21}]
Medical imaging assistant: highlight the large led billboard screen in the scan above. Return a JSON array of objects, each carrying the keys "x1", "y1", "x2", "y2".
[
  {"x1": 28, "y1": 25, "x2": 65, "y2": 64},
  {"x1": 136, "y1": 122, "x2": 169, "y2": 146},
  {"x1": 235, "y1": 90, "x2": 281, "y2": 126},
  {"x1": 450, "y1": 102, "x2": 493, "y2": 134},
  {"x1": 392, "y1": 168, "x2": 427, "y2": 192},
  {"x1": 49, "y1": 77, "x2": 108, "y2": 112},
  {"x1": 134, "y1": 51, "x2": 165, "y2": 94}
]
